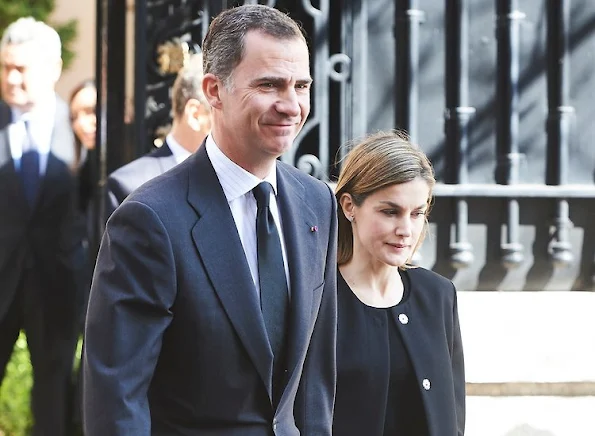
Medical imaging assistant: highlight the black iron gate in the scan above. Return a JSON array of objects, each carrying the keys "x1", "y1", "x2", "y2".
[{"x1": 95, "y1": 0, "x2": 595, "y2": 292}]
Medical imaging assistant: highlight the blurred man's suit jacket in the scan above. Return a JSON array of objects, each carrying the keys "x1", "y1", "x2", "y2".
[
  {"x1": 0, "y1": 97, "x2": 85, "y2": 434},
  {"x1": 105, "y1": 141, "x2": 178, "y2": 218}
]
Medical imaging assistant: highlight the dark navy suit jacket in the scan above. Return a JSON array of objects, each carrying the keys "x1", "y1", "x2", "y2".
[
  {"x1": 105, "y1": 141, "x2": 178, "y2": 217},
  {"x1": 83, "y1": 144, "x2": 338, "y2": 435}
]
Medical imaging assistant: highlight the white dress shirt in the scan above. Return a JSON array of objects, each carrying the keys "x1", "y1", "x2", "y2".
[
  {"x1": 205, "y1": 135, "x2": 290, "y2": 294},
  {"x1": 9, "y1": 94, "x2": 56, "y2": 175},
  {"x1": 165, "y1": 133, "x2": 193, "y2": 164}
]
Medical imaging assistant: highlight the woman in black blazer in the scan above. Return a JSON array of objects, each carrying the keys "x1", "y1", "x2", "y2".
[{"x1": 333, "y1": 131, "x2": 465, "y2": 435}]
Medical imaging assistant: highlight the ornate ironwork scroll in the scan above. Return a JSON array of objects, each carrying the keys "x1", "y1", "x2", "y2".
[
  {"x1": 134, "y1": 0, "x2": 204, "y2": 155},
  {"x1": 280, "y1": 0, "x2": 331, "y2": 180},
  {"x1": 336, "y1": 0, "x2": 368, "y2": 165}
]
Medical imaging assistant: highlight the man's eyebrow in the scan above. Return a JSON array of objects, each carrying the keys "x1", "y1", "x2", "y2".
[
  {"x1": 250, "y1": 76, "x2": 313, "y2": 85},
  {"x1": 296, "y1": 77, "x2": 313, "y2": 85},
  {"x1": 253, "y1": 76, "x2": 284, "y2": 85}
]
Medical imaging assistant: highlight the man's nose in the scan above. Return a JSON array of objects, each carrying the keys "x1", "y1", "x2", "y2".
[
  {"x1": 275, "y1": 88, "x2": 301, "y2": 118},
  {"x1": 6, "y1": 68, "x2": 22, "y2": 84}
]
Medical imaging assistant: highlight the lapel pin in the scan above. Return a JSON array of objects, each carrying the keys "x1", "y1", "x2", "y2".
[{"x1": 310, "y1": 225, "x2": 318, "y2": 232}]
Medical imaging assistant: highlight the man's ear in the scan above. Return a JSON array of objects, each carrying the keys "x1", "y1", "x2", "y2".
[
  {"x1": 183, "y1": 99, "x2": 201, "y2": 130},
  {"x1": 202, "y1": 73, "x2": 223, "y2": 110},
  {"x1": 184, "y1": 99, "x2": 212, "y2": 133}
]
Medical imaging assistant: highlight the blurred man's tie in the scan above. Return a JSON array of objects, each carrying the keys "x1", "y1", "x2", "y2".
[{"x1": 20, "y1": 120, "x2": 40, "y2": 207}]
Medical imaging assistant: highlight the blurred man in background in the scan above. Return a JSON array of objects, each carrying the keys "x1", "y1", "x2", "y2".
[
  {"x1": 106, "y1": 53, "x2": 211, "y2": 216},
  {"x1": 0, "y1": 17, "x2": 84, "y2": 436}
]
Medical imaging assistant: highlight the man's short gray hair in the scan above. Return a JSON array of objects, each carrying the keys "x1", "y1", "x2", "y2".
[
  {"x1": 0, "y1": 17, "x2": 62, "y2": 60},
  {"x1": 202, "y1": 5, "x2": 306, "y2": 89},
  {"x1": 171, "y1": 53, "x2": 209, "y2": 119}
]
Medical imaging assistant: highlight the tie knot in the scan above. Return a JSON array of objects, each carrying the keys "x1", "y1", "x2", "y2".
[
  {"x1": 22, "y1": 119, "x2": 37, "y2": 152},
  {"x1": 253, "y1": 182, "x2": 273, "y2": 209}
]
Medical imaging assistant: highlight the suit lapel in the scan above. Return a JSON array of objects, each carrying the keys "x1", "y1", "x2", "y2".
[
  {"x1": 187, "y1": 146, "x2": 274, "y2": 397},
  {"x1": 0, "y1": 128, "x2": 11, "y2": 169},
  {"x1": 0, "y1": 102, "x2": 12, "y2": 168},
  {"x1": 276, "y1": 165, "x2": 320, "y2": 379},
  {"x1": 0, "y1": 108, "x2": 29, "y2": 212}
]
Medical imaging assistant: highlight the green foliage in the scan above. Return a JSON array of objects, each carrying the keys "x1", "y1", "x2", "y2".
[
  {"x1": 0, "y1": 332, "x2": 33, "y2": 436},
  {"x1": 0, "y1": 0, "x2": 78, "y2": 69},
  {"x1": 0, "y1": 334, "x2": 84, "y2": 436}
]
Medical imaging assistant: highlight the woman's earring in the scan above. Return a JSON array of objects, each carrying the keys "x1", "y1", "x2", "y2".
[{"x1": 347, "y1": 215, "x2": 354, "y2": 222}]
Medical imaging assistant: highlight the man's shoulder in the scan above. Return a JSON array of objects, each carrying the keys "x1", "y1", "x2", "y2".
[
  {"x1": 277, "y1": 162, "x2": 335, "y2": 217},
  {"x1": 277, "y1": 160, "x2": 332, "y2": 192},
  {"x1": 0, "y1": 100, "x2": 11, "y2": 129},
  {"x1": 109, "y1": 146, "x2": 172, "y2": 183},
  {"x1": 121, "y1": 151, "x2": 189, "y2": 202}
]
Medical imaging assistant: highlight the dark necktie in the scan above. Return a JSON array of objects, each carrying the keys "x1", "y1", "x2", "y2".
[
  {"x1": 253, "y1": 182, "x2": 289, "y2": 402},
  {"x1": 20, "y1": 121, "x2": 40, "y2": 207}
]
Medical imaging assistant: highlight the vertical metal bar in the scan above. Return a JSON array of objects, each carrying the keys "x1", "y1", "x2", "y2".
[
  {"x1": 133, "y1": 0, "x2": 147, "y2": 162},
  {"x1": 94, "y1": 0, "x2": 127, "y2": 236},
  {"x1": 395, "y1": 0, "x2": 425, "y2": 265},
  {"x1": 348, "y1": 0, "x2": 367, "y2": 143},
  {"x1": 394, "y1": 0, "x2": 424, "y2": 143},
  {"x1": 495, "y1": 0, "x2": 525, "y2": 268},
  {"x1": 546, "y1": 0, "x2": 574, "y2": 267},
  {"x1": 92, "y1": 0, "x2": 106, "y2": 255},
  {"x1": 444, "y1": 0, "x2": 475, "y2": 268}
]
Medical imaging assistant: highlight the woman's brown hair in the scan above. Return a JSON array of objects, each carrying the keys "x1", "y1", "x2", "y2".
[{"x1": 335, "y1": 130, "x2": 436, "y2": 266}]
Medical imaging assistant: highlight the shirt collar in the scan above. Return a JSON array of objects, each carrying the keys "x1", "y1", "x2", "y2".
[
  {"x1": 205, "y1": 134, "x2": 278, "y2": 203},
  {"x1": 165, "y1": 133, "x2": 193, "y2": 164},
  {"x1": 11, "y1": 93, "x2": 56, "y2": 124}
]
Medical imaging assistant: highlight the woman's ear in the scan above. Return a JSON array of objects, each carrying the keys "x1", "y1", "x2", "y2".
[{"x1": 339, "y1": 193, "x2": 355, "y2": 221}]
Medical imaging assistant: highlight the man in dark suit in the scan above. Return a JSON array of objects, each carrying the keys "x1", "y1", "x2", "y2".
[
  {"x1": 83, "y1": 4, "x2": 337, "y2": 435},
  {"x1": 0, "y1": 17, "x2": 84, "y2": 435},
  {"x1": 106, "y1": 53, "x2": 211, "y2": 217}
]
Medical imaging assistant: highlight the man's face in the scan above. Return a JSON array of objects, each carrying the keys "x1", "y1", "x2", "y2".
[
  {"x1": 0, "y1": 42, "x2": 60, "y2": 110},
  {"x1": 213, "y1": 31, "x2": 311, "y2": 175}
]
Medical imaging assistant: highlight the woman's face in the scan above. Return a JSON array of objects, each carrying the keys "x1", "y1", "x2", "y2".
[
  {"x1": 70, "y1": 86, "x2": 97, "y2": 150},
  {"x1": 342, "y1": 178, "x2": 431, "y2": 268}
]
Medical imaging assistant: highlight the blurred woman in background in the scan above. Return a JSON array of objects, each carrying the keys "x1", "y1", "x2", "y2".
[
  {"x1": 69, "y1": 79, "x2": 96, "y2": 211},
  {"x1": 68, "y1": 79, "x2": 96, "y2": 435},
  {"x1": 70, "y1": 80, "x2": 96, "y2": 164}
]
